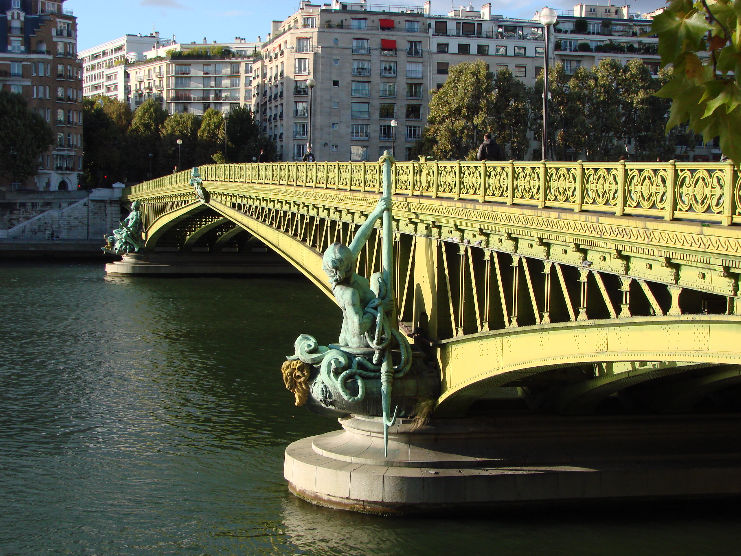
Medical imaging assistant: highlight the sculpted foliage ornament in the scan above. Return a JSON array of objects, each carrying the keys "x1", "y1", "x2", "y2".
[{"x1": 653, "y1": 0, "x2": 741, "y2": 165}]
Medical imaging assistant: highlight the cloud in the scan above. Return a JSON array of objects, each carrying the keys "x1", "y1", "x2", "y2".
[{"x1": 140, "y1": 0, "x2": 188, "y2": 8}]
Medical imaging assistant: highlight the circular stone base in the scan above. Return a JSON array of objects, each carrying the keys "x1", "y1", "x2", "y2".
[{"x1": 284, "y1": 414, "x2": 741, "y2": 515}]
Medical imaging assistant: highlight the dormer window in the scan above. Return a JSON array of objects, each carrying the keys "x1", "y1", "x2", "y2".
[{"x1": 12, "y1": 0, "x2": 21, "y2": 9}]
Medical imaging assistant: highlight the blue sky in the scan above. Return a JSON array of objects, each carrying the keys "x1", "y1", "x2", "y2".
[{"x1": 68, "y1": 0, "x2": 668, "y2": 52}]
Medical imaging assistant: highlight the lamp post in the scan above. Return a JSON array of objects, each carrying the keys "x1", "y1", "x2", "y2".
[
  {"x1": 307, "y1": 78, "x2": 316, "y2": 154},
  {"x1": 148, "y1": 152, "x2": 153, "y2": 179},
  {"x1": 176, "y1": 138, "x2": 182, "y2": 172},
  {"x1": 539, "y1": 7, "x2": 558, "y2": 161},
  {"x1": 390, "y1": 119, "x2": 398, "y2": 158}
]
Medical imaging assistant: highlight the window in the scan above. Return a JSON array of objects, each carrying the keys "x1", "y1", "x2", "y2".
[
  {"x1": 331, "y1": 144, "x2": 339, "y2": 151},
  {"x1": 461, "y1": 22, "x2": 476, "y2": 36},
  {"x1": 405, "y1": 104, "x2": 421, "y2": 119},
  {"x1": 175, "y1": 65, "x2": 190, "y2": 75},
  {"x1": 175, "y1": 76, "x2": 190, "y2": 88},
  {"x1": 332, "y1": 101, "x2": 339, "y2": 109},
  {"x1": 437, "y1": 62, "x2": 449, "y2": 75},
  {"x1": 303, "y1": 17, "x2": 317, "y2": 28},
  {"x1": 437, "y1": 43, "x2": 449, "y2": 53},
  {"x1": 57, "y1": 133, "x2": 64, "y2": 147},
  {"x1": 379, "y1": 124, "x2": 394, "y2": 140},
  {"x1": 351, "y1": 124, "x2": 369, "y2": 139},
  {"x1": 406, "y1": 20, "x2": 420, "y2": 33},
  {"x1": 9, "y1": 38, "x2": 21, "y2": 53},
  {"x1": 10, "y1": 84, "x2": 22, "y2": 94},
  {"x1": 535, "y1": 46, "x2": 545, "y2": 56},
  {"x1": 57, "y1": 41, "x2": 64, "y2": 55},
  {"x1": 294, "y1": 143, "x2": 307, "y2": 159},
  {"x1": 296, "y1": 38, "x2": 312, "y2": 52},
  {"x1": 407, "y1": 41, "x2": 422, "y2": 57},
  {"x1": 333, "y1": 58, "x2": 340, "y2": 65},
  {"x1": 406, "y1": 62, "x2": 423, "y2": 78},
  {"x1": 10, "y1": 62, "x2": 22, "y2": 77},
  {"x1": 457, "y1": 43, "x2": 470, "y2": 55},
  {"x1": 379, "y1": 103, "x2": 395, "y2": 118},
  {"x1": 380, "y1": 82, "x2": 396, "y2": 98},
  {"x1": 563, "y1": 60, "x2": 581, "y2": 74},
  {"x1": 514, "y1": 66, "x2": 526, "y2": 78},
  {"x1": 406, "y1": 125, "x2": 422, "y2": 140},
  {"x1": 352, "y1": 39, "x2": 370, "y2": 55},
  {"x1": 38, "y1": 62, "x2": 44, "y2": 76},
  {"x1": 295, "y1": 58, "x2": 309, "y2": 75},
  {"x1": 352, "y1": 60, "x2": 371, "y2": 76},
  {"x1": 230, "y1": 77, "x2": 240, "y2": 88},
  {"x1": 351, "y1": 145, "x2": 368, "y2": 161},
  {"x1": 294, "y1": 101, "x2": 308, "y2": 117},
  {"x1": 497, "y1": 64, "x2": 508, "y2": 72},
  {"x1": 406, "y1": 83, "x2": 422, "y2": 99},
  {"x1": 515, "y1": 46, "x2": 526, "y2": 57},
  {"x1": 435, "y1": 21, "x2": 448, "y2": 35},
  {"x1": 477, "y1": 44, "x2": 489, "y2": 55},
  {"x1": 495, "y1": 45, "x2": 507, "y2": 56},
  {"x1": 57, "y1": 64, "x2": 64, "y2": 77},
  {"x1": 380, "y1": 61, "x2": 397, "y2": 77},
  {"x1": 351, "y1": 18, "x2": 367, "y2": 30},
  {"x1": 57, "y1": 87, "x2": 64, "y2": 100},
  {"x1": 12, "y1": 0, "x2": 20, "y2": 8},
  {"x1": 351, "y1": 81, "x2": 370, "y2": 97},
  {"x1": 351, "y1": 102, "x2": 370, "y2": 119},
  {"x1": 294, "y1": 122, "x2": 308, "y2": 138},
  {"x1": 331, "y1": 123, "x2": 339, "y2": 130}
]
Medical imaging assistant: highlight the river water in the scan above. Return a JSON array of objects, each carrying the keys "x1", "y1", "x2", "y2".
[{"x1": 1, "y1": 261, "x2": 740, "y2": 555}]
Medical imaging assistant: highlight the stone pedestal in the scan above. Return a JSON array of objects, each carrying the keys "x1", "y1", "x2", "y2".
[
  {"x1": 105, "y1": 252, "x2": 300, "y2": 276},
  {"x1": 284, "y1": 414, "x2": 741, "y2": 515}
]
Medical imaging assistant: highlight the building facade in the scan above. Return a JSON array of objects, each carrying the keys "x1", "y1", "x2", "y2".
[
  {"x1": 78, "y1": 33, "x2": 166, "y2": 102},
  {"x1": 0, "y1": 0, "x2": 82, "y2": 191}
]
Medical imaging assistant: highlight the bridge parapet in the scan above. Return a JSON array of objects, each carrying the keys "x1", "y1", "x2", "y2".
[{"x1": 129, "y1": 160, "x2": 740, "y2": 226}]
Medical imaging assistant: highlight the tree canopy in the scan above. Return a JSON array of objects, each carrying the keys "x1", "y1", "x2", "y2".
[
  {"x1": 653, "y1": 0, "x2": 741, "y2": 164},
  {"x1": 0, "y1": 91, "x2": 54, "y2": 184}
]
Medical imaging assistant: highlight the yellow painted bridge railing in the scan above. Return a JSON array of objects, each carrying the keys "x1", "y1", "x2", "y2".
[{"x1": 130, "y1": 160, "x2": 741, "y2": 226}]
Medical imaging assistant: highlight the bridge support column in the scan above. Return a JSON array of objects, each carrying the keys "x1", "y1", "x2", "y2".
[
  {"x1": 412, "y1": 236, "x2": 440, "y2": 342},
  {"x1": 285, "y1": 413, "x2": 741, "y2": 515}
]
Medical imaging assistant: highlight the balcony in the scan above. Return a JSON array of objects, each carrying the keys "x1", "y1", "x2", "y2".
[
  {"x1": 352, "y1": 47, "x2": 371, "y2": 55},
  {"x1": 294, "y1": 109, "x2": 308, "y2": 117},
  {"x1": 294, "y1": 87, "x2": 308, "y2": 95},
  {"x1": 293, "y1": 131, "x2": 307, "y2": 139},
  {"x1": 352, "y1": 69, "x2": 371, "y2": 77}
]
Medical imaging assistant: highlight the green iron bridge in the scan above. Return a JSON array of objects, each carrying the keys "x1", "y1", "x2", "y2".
[{"x1": 120, "y1": 159, "x2": 741, "y2": 419}]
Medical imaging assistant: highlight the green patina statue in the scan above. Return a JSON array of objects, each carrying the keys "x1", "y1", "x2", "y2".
[{"x1": 103, "y1": 200, "x2": 143, "y2": 255}]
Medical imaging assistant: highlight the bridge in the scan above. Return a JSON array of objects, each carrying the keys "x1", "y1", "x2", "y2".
[{"x1": 112, "y1": 158, "x2": 741, "y2": 512}]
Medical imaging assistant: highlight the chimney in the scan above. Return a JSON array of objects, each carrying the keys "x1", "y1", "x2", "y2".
[{"x1": 481, "y1": 3, "x2": 491, "y2": 19}]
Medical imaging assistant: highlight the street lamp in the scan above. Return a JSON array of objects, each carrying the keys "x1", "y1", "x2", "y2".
[
  {"x1": 307, "y1": 77, "x2": 316, "y2": 154},
  {"x1": 390, "y1": 119, "x2": 398, "y2": 159},
  {"x1": 148, "y1": 152, "x2": 153, "y2": 179},
  {"x1": 176, "y1": 138, "x2": 182, "y2": 172},
  {"x1": 539, "y1": 6, "x2": 558, "y2": 161}
]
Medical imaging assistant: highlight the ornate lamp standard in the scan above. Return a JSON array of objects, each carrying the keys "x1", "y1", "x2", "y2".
[
  {"x1": 539, "y1": 7, "x2": 558, "y2": 161},
  {"x1": 307, "y1": 78, "x2": 316, "y2": 154},
  {"x1": 176, "y1": 138, "x2": 182, "y2": 171},
  {"x1": 390, "y1": 119, "x2": 398, "y2": 158}
]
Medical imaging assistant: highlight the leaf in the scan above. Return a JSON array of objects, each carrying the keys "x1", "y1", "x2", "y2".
[
  {"x1": 653, "y1": 9, "x2": 711, "y2": 67},
  {"x1": 700, "y1": 79, "x2": 741, "y2": 117}
]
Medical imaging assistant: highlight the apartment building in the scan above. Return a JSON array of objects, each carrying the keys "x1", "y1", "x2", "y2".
[
  {"x1": 79, "y1": 34, "x2": 166, "y2": 101},
  {"x1": 125, "y1": 38, "x2": 259, "y2": 115},
  {"x1": 0, "y1": 0, "x2": 82, "y2": 191},
  {"x1": 252, "y1": 0, "x2": 430, "y2": 162}
]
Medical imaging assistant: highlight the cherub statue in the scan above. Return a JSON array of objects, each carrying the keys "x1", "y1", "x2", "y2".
[
  {"x1": 322, "y1": 197, "x2": 391, "y2": 348},
  {"x1": 104, "y1": 200, "x2": 143, "y2": 254}
]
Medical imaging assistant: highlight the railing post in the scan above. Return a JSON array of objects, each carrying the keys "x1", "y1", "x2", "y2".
[
  {"x1": 455, "y1": 161, "x2": 461, "y2": 200},
  {"x1": 361, "y1": 162, "x2": 367, "y2": 192},
  {"x1": 539, "y1": 161, "x2": 547, "y2": 208},
  {"x1": 507, "y1": 161, "x2": 514, "y2": 205},
  {"x1": 433, "y1": 161, "x2": 439, "y2": 198},
  {"x1": 574, "y1": 160, "x2": 584, "y2": 212},
  {"x1": 480, "y1": 161, "x2": 487, "y2": 203},
  {"x1": 723, "y1": 160, "x2": 735, "y2": 226},
  {"x1": 665, "y1": 160, "x2": 676, "y2": 221},
  {"x1": 616, "y1": 160, "x2": 626, "y2": 216}
]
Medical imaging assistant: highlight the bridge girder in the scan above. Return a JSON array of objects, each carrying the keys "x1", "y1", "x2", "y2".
[{"x1": 123, "y1": 163, "x2": 741, "y2": 417}]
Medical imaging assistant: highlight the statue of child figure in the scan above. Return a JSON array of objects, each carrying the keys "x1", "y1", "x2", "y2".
[{"x1": 322, "y1": 197, "x2": 391, "y2": 348}]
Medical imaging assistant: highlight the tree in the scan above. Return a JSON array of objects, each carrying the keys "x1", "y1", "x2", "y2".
[
  {"x1": 417, "y1": 60, "x2": 496, "y2": 160},
  {"x1": 159, "y1": 112, "x2": 201, "y2": 174},
  {"x1": 491, "y1": 68, "x2": 531, "y2": 160},
  {"x1": 127, "y1": 99, "x2": 169, "y2": 180},
  {"x1": 82, "y1": 96, "x2": 132, "y2": 186},
  {"x1": 224, "y1": 105, "x2": 274, "y2": 162},
  {"x1": 196, "y1": 108, "x2": 225, "y2": 165},
  {"x1": 653, "y1": 0, "x2": 741, "y2": 164},
  {"x1": 0, "y1": 91, "x2": 54, "y2": 185}
]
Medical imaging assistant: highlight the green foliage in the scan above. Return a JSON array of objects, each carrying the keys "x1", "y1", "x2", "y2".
[
  {"x1": 0, "y1": 91, "x2": 54, "y2": 184},
  {"x1": 82, "y1": 96, "x2": 132, "y2": 186},
  {"x1": 170, "y1": 46, "x2": 234, "y2": 60},
  {"x1": 196, "y1": 108, "x2": 225, "y2": 164},
  {"x1": 653, "y1": 0, "x2": 741, "y2": 164},
  {"x1": 490, "y1": 68, "x2": 531, "y2": 159},
  {"x1": 420, "y1": 60, "x2": 496, "y2": 160},
  {"x1": 224, "y1": 105, "x2": 275, "y2": 162},
  {"x1": 160, "y1": 112, "x2": 201, "y2": 173}
]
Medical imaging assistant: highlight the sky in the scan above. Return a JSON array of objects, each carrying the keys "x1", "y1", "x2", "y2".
[{"x1": 67, "y1": 0, "x2": 669, "y2": 53}]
